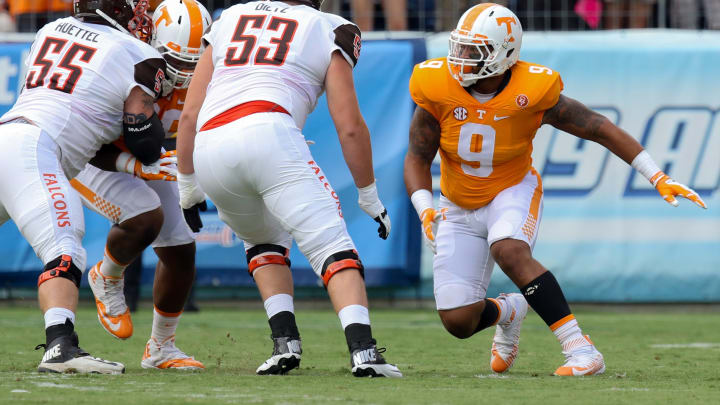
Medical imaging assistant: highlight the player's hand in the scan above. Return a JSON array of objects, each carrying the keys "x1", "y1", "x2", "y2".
[
  {"x1": 178, "y1": 172, "x2": 207, "y2": 232},
  {"x1": 652, "y1": 172, "x2": 707, "y2": 209},
  {"x1": 357, "y1": 181, "x2": 391, "y2": 239},
  {"x1": 116, "y1": 150, "x2": 177, "y2": 181},
  {"x1": 420, "y1": 207, "x2": 447, "y2": 254}
]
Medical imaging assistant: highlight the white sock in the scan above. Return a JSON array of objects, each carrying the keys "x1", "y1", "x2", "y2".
[
  {"x1": 338, "y1": 304, "x2": 370, "y2": 329},
  {"x1": 553, "y1": 318, "x2": 588, "y2": 351},
  {"x1": 44, "y1": 307, "x2": 75, "y2": 328},
  {"x1": 151, "y1": 307, "x2": 181, "y2": 344},
  {"x1": 263, "y1": 294, "x2": 294, "y2": 319},
  {"x1": 100, "y1": 248, "x2": 127, "y2": 278}
]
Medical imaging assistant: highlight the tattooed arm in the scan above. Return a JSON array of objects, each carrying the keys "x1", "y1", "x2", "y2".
[
  {"x1": 404, "y1": 106, "x2": 441, "y2": 196},
  {"x1": 542, "y1": 94, "x2": 643, "y2": 164},
  {"x1": 123, "y1": 86, "x2": 155, "y2": 125}
]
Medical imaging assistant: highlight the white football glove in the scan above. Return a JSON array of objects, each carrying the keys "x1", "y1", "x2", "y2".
[{"x1": 357, "y1": 181, "x2": 391, "y2": 240}]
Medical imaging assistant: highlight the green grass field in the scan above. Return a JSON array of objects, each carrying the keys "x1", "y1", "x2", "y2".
[{"x1": 1, "y1": 304, "x2": 719, "y2": 404}]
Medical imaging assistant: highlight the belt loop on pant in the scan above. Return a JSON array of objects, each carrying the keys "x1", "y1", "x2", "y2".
[{"x1": 199, "y1": 101, "x2": 290, "y2": 132}]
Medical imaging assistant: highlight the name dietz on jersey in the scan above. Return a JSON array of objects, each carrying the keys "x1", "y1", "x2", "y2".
[
  {"x1": 255, "y1": 2, "x2": 288, "y2": 13},
  {"x1": 54, "y1": 22, "x2": 100, "y2": 43}
]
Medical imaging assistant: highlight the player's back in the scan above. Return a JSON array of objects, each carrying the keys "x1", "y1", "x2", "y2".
[
  {"x1": 1, "y1": 17, "x2": 165, "y2": 178},
  {"x1": 198, "y1": 1, "x2": 361, "y2": 131}
]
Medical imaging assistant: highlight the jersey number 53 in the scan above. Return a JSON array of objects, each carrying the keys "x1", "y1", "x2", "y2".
[{"x1": 224, "y1": 16, "x2": 298, "y2": 67}]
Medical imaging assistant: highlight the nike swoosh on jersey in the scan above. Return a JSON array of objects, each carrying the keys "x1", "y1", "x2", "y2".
[{"x1": 494, "y1": 115, "x2": 510, "y2": 121}]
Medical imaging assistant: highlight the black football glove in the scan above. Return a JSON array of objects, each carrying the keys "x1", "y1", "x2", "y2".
[
  {"x1": 373, "y1": 209, "x2": 391, "y2": 240},
  {"x1": 183, "y1": 200, "x2": 207, "y2": 233}
]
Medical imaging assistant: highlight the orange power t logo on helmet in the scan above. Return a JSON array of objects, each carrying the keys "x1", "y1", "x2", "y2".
[
  {"x1": 496, "y1": 16, "x2": 517, "y2": 41},
  {"x1": 154, "y1": 6, "x2": 172, "y2": 28}
]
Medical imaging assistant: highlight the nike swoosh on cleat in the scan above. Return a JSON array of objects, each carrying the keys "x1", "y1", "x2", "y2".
[{"x1": 101, "y1": 315, "x2": 123, "y2": 332}]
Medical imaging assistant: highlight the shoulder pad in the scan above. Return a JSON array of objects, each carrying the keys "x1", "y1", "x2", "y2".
[{"x1": 504, "y1": 61, "x2": 564, "y2": 111}]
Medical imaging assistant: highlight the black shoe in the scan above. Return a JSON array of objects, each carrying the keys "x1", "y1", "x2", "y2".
[
  {"x1": 350, "y1": 344, "x2": 402, "y2": 378},
  {"x1": 36, "y1": 332, "x2": 125, "y2": 374},
  {"x1": 256, "y1": 336, "x2": 302, "y2": 375}
]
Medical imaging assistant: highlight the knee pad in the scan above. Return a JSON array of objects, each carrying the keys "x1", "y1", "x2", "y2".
[
  {"x1": 246, "y1": 244, "x2": 291, "y2": 276},
  {"x1": 320, "y1": 250, "x2": 364, "y2": 287},
  {"x1": 38, "y1": 255, "x2": 83, "y2": 288}
]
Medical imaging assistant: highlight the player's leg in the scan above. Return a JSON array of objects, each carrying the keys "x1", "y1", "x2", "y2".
[
  {"x1": 247, "y1": 241, "x2": 301, "y2": 375},
  {"x1": 192, "y1": 118, "x2": 302, "y2": 375},
  {"x1": 487, "y1": 170, "x2": 604, "y2": 376},
  {"x1": 71, "y1": 166, "x2": 163, "y2": 339},
  {"x1": 216, "y1": 203, "x2": 301, "y2": 375},
  {"x1": 0, "y1": 124, "x2": 123, "y2": 373},
  {"x1": 141, "y1": 180, "x2": 203, "y2": 370},
  {"x1": 432, "y1": 195, "x2": 527, "y2": 374},
  {"x1": 254, "y1": 118, "x2": 400, "y2": 377}
]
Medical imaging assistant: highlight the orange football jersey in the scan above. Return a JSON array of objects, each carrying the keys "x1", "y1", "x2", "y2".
[
  {"x1": 409, "y1": 58, "x2": 563, "y2": 209},
  {"x1": 156, "y1": 87, "x2": 188, "y2": 137}
]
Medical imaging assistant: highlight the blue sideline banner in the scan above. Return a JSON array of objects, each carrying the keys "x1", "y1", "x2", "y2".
[
  {"x1": 0, "y1": 39, "x2": 424, "y2": 288},
  {"x1": 426, "y1": 31, "x2": 720, "y2": 302}
]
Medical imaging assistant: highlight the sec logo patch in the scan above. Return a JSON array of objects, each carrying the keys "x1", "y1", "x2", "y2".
[
  {"x1": 453, "y1": 107, "x2": 468, "y2": 121},
  {"x1": 515, "y1": 94, "x2": 529, "y2": 108}
]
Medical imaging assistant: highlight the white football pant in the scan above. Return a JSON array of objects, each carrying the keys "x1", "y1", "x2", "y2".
[
  {"x1": 0, "y1": 123, "x2": 87, "y2": 270},
  {"x1": 193, "y1": 112, "x2": 356, "y2": 276},
  {"x1": 434, "y1": 170, "x2": 543, "y2": 310}
]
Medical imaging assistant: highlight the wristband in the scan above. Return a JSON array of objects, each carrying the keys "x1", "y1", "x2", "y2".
[
  {"x1": 410, "y1": 189, "x2": 434, "y2": 217},
  {"x1": 115, "y1": 152, "x2": 134, "y2": 174},
  {"x1": 630, "y1": 151, "x2": 662, "y2": 185},
  {"x1": 357, "y1": 181, "x2": 379, "y2": 201}
]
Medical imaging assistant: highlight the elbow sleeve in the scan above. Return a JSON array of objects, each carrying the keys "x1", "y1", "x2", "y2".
[{"x1": 123, "y1": 112, "x2": 165, "y2": 165}]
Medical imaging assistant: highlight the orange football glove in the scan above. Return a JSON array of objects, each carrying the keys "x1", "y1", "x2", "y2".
[
  {"x1": 652, "y1": 172, "x2": 707, "y2": 209},
  {"x1": 116, "y1": 150, "x2": 177, "y2": 181},
  {"x1": 420, "y1": 207, "x2": 448, "y2": 254}
]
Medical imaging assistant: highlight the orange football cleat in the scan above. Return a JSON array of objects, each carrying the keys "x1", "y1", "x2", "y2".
[
  {"x1": 88, "y1": 262, "x2": 133, "y2": 339},
  {"x1": 141, "y1": 337, "x2": 204, "y2": 370}
]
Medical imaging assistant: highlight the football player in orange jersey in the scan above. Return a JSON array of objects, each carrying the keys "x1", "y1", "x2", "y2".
[
  {"x1": 70, "y1": 0, "x2": 211, "y2": 370},
  {"x1": 404, "y1": 3, "x2": 706, "y2": 377}
]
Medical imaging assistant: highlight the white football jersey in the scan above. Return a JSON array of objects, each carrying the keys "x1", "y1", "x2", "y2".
[
  {"x1": 198, "y1": 1, "x2": 362, "y2": 130},
  {"x1": 0, "y1": 17, "x2": 166, "y2": 178}
]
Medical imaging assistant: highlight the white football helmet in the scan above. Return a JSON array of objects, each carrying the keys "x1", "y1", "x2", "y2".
[
  {"x1": 447, "y1": 3, "x2": 523, "y2": 87},
  {"x1": 152, "y1": 0, "x2": 211, "y2": 89}
]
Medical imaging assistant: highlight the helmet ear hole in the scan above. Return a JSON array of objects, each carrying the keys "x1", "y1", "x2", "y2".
[{"x1": 506, "y1": 49, "x2": 514, "y2": 58}]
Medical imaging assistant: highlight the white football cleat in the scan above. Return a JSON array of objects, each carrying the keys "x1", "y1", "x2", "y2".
[
  {"x1": 256, "y1": 336, "x2": 302, "y2": 375},
  {"x1": 37, "y1": 333, "x2": 124, "y2": 374},
  {"x1": 351, "y1": 344, "x2": 402, "y2": 378},
  {"x1": 554, "y1": 335, "x2": 605, "y2": 376},
  {"x1": 141, "y1": 336, "x2": 204, "y2": 370},
  {"x1": 490, "y1": 293, "x2": 528, "y2": 373},
  {"x1": 88, "y1": 261, "x2": 133, "y2": 339}
]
